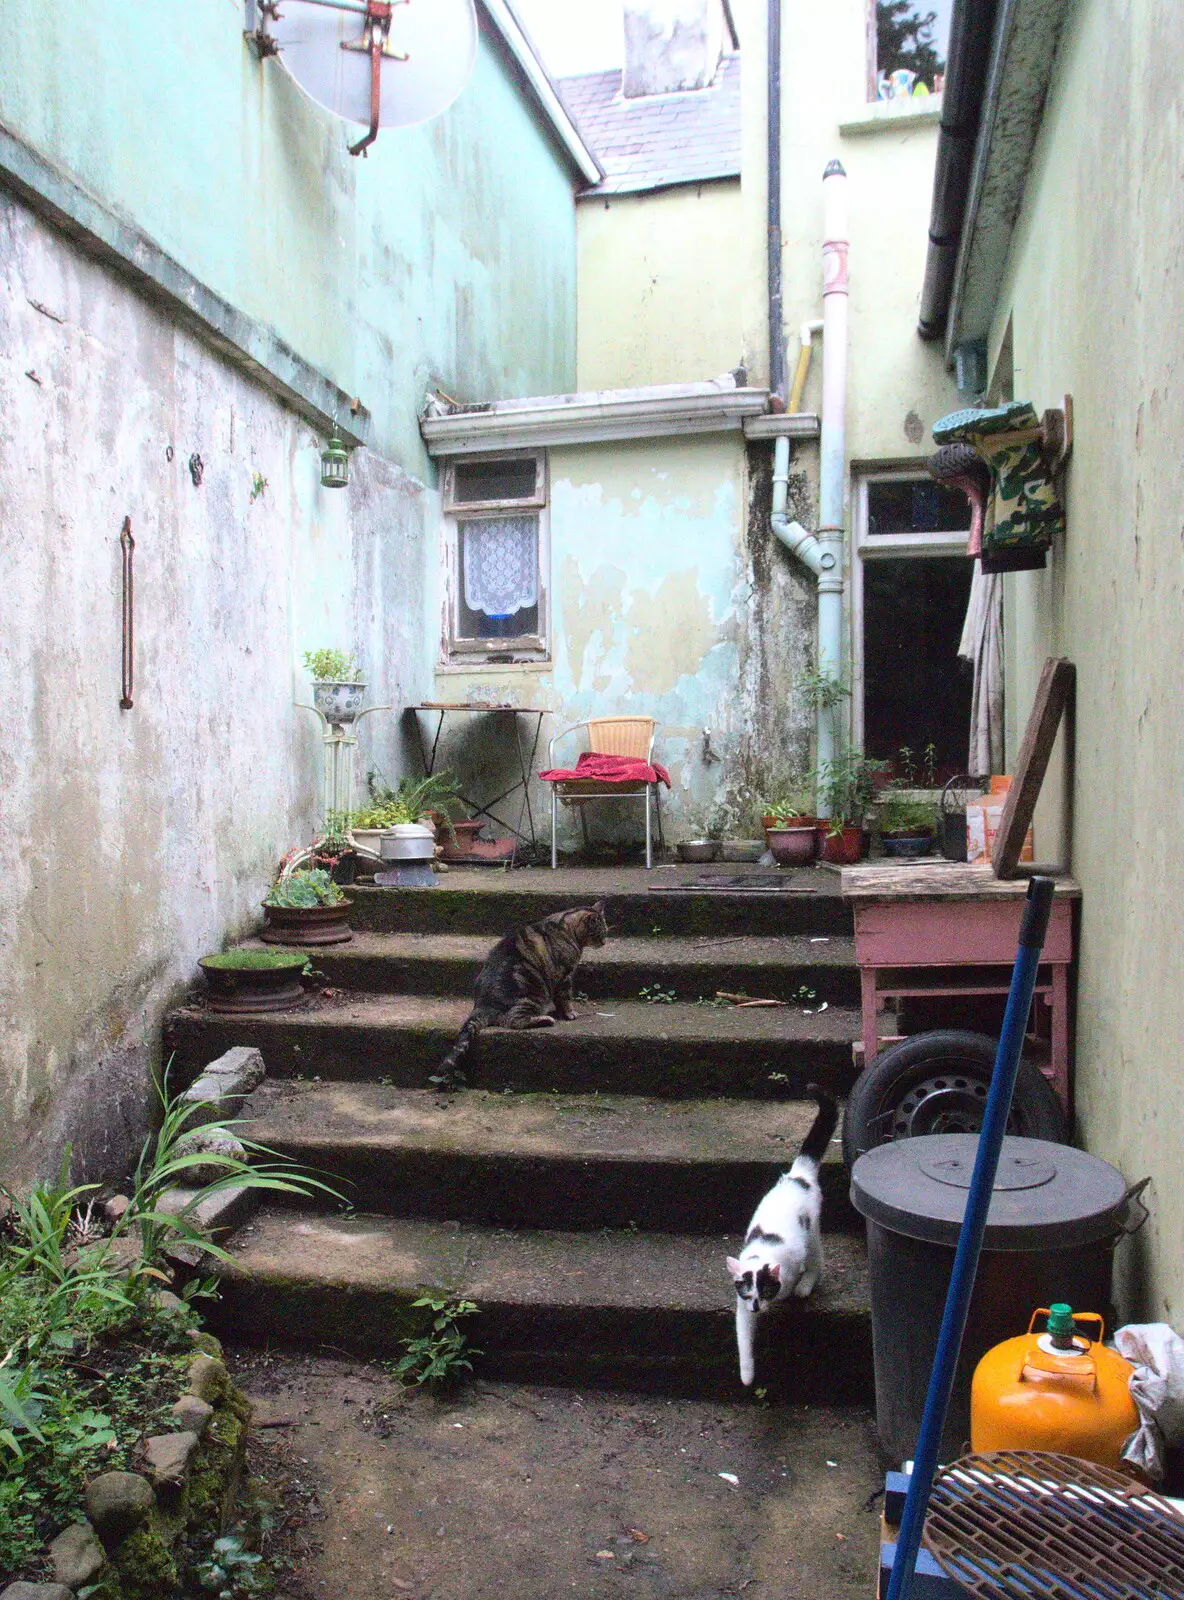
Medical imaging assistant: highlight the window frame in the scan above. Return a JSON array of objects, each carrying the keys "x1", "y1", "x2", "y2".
[
  {"x1": 851, "y1": 465, "x2": 971, "y2": 753},
  {"x1": 440, "y1": 450, "x2": 550, "y2": 666}
]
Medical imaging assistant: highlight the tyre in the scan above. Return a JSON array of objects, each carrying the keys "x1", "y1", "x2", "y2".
[{"x1": 841, "y1": 1029, "x2": 1066, "y2": 1169}]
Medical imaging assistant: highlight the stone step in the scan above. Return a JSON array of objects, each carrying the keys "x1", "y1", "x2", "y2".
[
  {"x1": 240, "y1": 1081, "x2": 857, "y2": 1232},
  {"x1": 346, "y1": 867, "x2": 852, "y2": 939},
  {"x1": 211, "y1": 1207, "x2": 872, "y2": 1402},
  {"x1": 271, "y1": 930, "x2": 860, "y2": 1003},
  {"x1": 167, "y1": 995, "x2": 862, "y2": 1100}
]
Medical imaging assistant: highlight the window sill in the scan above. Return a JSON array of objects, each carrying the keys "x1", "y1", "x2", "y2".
[
  {"x1": 839, "y1": 97, "x2": 942, "y2": 137},
  {"x1": 437, "y1": 659, "x2": 552, "y2": 675}
]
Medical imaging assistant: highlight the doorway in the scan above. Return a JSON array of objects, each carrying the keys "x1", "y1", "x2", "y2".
[{"x1": 853, "y1": 469, "x2": 974, "y2": 784}]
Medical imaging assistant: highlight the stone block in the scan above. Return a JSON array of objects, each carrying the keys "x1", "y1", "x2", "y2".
[
  {"x1": 84, "y1": 1471, "x2": 155, "y2": 1540},
  {"x1": 1, "y1": 1585, "x2": 75, "y2": 1600},
  {"x1": 157, "y1": 1183, "x2": 259, "y2": 1239},
  {"x1": 144, "y1": 1431, "x2": 200, "y2": 1489},
  {"x1": 186, "y1": 1352, "x2": 228, "y2": 1403},
  {"x1": 49, "y1": 1521, "x2": 106, "y2": 1588},
  {"x1": 204, "y1": 1046, "x2": 266, "y2": 1092},
  {"x1": 171, "y1": 1394, "x2": 214, "y2": 1434},
  {"x1": 173, "y1": 1128, "x2": 247, "y2": 1184}
]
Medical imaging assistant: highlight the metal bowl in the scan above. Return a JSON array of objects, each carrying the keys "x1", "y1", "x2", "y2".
[{"x1": 676, "y1": 839, "x2": 720, "y2": 862}]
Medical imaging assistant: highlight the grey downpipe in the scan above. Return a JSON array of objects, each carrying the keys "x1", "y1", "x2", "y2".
[
  {"x1": 766, "y1": 0, "x2": 786, "y2": 401},
  {"x1": 917, "y1": 0, "x2": 1001, "y2": 340}
]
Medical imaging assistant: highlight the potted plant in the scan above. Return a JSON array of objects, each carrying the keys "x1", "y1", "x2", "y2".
[
  {"x1": 359, "y1": 771, "x2": 462, "y2": 862},
  {"x1": 198, "y1": 949, "x2": 310, "y2": 1014},
  {"x1": 761, "y1": 784, "x2": 818, "y2": 866},
  {"x1": 261, "y1": 867, "x2": 352, "y2": 945},
  {"x1": 877, "y1": 795, "x2": 938, "y2": 857},
  {"x1": 817, "y1": 752, "x2": 889, "y2": 864},
  {"x1": 304, "y1": 647, "x2": 366, "y2": 726},
  {"x1": 312, "y1": 809, "x2": 358, "y2": 884}
]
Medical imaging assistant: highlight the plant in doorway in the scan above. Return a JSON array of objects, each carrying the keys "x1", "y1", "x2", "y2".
[{"x1": 817, "y1": 752, "x2": 889, "y2": 864}]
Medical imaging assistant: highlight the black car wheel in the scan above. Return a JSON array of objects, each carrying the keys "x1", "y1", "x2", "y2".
[{"x1": 841, "y1": 1029, "x2": 1067, "y2": 1169}]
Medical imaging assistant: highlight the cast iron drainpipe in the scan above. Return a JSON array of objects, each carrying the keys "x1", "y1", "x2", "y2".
[{"x1": 770, "y1": 161, "x2": 848, "y2": 800}]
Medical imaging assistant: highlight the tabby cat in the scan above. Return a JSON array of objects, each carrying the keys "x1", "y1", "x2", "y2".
[{"x1": 434, "y1": 902, "x2": 609, "y2": 1083}]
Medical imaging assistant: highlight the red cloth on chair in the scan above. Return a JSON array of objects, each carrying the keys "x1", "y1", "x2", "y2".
[{"x1": 538, "y1": 751, "x2": 671, "y2": 788}]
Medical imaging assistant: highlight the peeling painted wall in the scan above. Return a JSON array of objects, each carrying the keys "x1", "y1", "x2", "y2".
[
  {"x1": 430, "y1": 434, "x2": 819, "y2": 848},
  {"x1": 0, "y1": 7, "x2": 579, "y2": 1184},
  {"x1": 0, "y1": 3, "x2": 578, "y2": 472},
  {"x1": 0, "y1": 198, "x2": 435, "y2": 1185},
  {"x1": 984, "y1": 0, "x2": 1184, "y2": 1321}
]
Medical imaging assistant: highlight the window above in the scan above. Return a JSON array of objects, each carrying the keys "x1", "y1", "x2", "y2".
[
  {"x1": 858, "y1": 470, "x2": 971, "y2": 559},
  {"x1": 441, "y1": 453, "x2": 549, "y2": 665}
]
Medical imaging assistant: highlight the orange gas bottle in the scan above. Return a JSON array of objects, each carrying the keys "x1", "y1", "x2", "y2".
[{"x1": 971, "y1": 1304, "x2": 1139, "y2": 1469}]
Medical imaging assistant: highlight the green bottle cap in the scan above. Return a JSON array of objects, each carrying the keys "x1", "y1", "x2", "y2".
[{"x1": 1047, "y1": 1303, "x2": 1076, "y2": 1337}]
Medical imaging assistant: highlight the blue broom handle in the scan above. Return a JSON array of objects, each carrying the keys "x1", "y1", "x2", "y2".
[{"x1": 886, "y1": 875, "x2": 1056, "y2": 1600}]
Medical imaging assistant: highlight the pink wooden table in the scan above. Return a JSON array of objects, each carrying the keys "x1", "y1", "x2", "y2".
[{"x1": 840, "y1": 862, "x2": 1080, "y2": 1113}]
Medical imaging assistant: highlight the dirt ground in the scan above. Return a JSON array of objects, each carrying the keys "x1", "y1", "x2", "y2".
[{"x1": 228, "y1": 1349, "x2": 884, "y2": 1600}]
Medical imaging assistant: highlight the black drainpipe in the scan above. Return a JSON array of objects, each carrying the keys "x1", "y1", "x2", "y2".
[
  {"x1": 917, "y1": 0, "x2": 1000, "y2": 341},
  {"x1": 767, "y1": 0, "x2": 786, "y2": 401}
]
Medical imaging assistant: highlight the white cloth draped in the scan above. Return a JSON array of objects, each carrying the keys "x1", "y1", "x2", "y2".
[
  {"x1": 462, "y1": 516, "x2": 538, "y2": 617},
  {"x1": 958, "y1": 563, "x2": 1004, "y2": 775}
]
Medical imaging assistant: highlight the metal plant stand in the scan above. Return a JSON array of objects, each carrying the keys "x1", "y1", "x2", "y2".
[{"x1": 288, "y1": 700, "x2": 392, "y2": 875}]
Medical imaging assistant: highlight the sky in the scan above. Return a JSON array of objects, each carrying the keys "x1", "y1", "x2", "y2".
[{"x1": 511, "y1": 0, "x2": 954, "y2": 82}]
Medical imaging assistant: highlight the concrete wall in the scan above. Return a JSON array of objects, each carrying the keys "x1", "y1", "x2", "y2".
[
  {"x1": 0, "y1": 2, "x2": 578, "y2": 471},
  {"x1": 576, "y1": 182, "x2": 750, "y2": 389},
  {"x1": 0, "y1": 6, "x2": 580, "y2": 1184},
  {"x1": 431, "y1": 433, "x2": 819, "y2": 845},
  {"x1": 984, "y1": 0, "x2": 1184, "y2": 1321}
]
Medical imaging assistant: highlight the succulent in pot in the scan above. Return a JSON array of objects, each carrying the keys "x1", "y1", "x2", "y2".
[
  {"x1": 304, "y1": 648, "x2": 366, "y2": 726},
  {"x1": 262, "y1": 867, "x2": 352, "y2": 945}
]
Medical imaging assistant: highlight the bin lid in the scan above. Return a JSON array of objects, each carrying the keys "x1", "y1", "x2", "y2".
[{"x1": 850, "y1": 1136, "x2": 1130, "y2": 1250}]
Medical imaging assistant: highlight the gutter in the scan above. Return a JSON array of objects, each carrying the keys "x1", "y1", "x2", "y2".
[
  {"x1": 479, "y1": 0, "x2": 603, "y2": 187},
  {"x1": 917, "y1": 0, "x2": 1000, "y2": 340}
]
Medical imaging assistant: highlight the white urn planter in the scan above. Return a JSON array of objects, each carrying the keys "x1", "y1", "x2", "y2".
[{"x1": 312, "y1": 679, "x2": 367, "y2": 726}]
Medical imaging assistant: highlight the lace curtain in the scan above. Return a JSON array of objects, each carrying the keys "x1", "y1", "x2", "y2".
[{"x1": 461, "y1": 516, "x2": 538, "y2": 618}]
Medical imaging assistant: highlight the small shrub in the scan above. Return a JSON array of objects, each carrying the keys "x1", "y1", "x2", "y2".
[
  {"x1": 394, "y1": 1295, "x2": 481, "y2": 1392},
  {"x1": 302, "y1": 648, "x2": 360, "y2": 683}
]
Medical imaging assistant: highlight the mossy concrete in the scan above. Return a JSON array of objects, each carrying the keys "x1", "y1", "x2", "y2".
[
  {"x1": 215, "y1": 1209, "x2": 872, "y2": 1403},
  {"x1": 264, "y1": 929, "x2": 862, "y2": 1004},
  {"x1": 166, "y1": 994, "x2": 861, "y2": 1099},
  {"x1": 346, "y1": 870, "x2": 853, "y2": 939},
  {"x1": 241, "y1": 1080, "x2": 854, "y2": 1231}
]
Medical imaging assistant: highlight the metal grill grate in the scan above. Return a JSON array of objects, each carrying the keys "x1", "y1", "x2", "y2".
[{"x1": 923, "y1": 1451, "x2": 1184, "y2": 1600}]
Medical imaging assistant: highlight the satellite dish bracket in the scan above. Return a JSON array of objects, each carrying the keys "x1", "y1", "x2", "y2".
[{"x1": 345, "y1": 0, "x2": 408, "y2": 157}]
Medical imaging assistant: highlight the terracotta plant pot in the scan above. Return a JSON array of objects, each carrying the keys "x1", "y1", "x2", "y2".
[
  {"x1": 765, "y1": 825, "x2": 817, "y2": 867},
  {"x1": 439, "y1": 819, "x2": 486, "y2": 861},
  {"x1": 260, "y1": 898, "x2": 353, "y2": 946},
  {"x1": 199, "y1": 951, "x2": 309, "y2": 1014},
  {"x1": 818, "y1": 825, "x2": 867, "y2": 865}
]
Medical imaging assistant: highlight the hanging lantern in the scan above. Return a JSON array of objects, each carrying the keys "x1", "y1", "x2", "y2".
[{"x1": 320, "y1": 432, "x2": 350, "y2": 489}]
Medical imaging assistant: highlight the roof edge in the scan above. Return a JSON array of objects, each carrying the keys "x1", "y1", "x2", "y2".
[{"x1": 478, "y1": 0, "x2": 603, "y2": 186}]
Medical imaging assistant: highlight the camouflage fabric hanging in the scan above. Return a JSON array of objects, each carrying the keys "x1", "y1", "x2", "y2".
[{"x1": 932, "y1": 401, "x2": 1064, "y2": 571}]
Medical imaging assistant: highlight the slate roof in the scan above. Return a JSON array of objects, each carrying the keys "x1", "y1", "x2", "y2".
[{"x1": 558, "y1": 53, "x2": 741, "y2": 196}]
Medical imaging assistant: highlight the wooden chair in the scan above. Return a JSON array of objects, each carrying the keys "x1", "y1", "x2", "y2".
[{"x1": 545, "y1": 716, "x2": 664, "y2": 869}]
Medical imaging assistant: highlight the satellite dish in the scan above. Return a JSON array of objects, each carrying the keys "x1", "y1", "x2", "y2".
[{"x1": 264, "y1": 0, "x2": 479, "y2": 154}]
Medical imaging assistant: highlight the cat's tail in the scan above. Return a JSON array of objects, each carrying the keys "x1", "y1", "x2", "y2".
[
  {"x1": 436, "y1": 1005, "x2": 498, "y2": 1080},
  {"x1": 798, "y1": 1083, "x2": 840, "y2": 1166}
]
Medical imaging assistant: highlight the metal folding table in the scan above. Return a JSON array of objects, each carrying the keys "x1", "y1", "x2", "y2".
[{"x1": 406, "y1": 703, "x2": 546, "y2": 849}]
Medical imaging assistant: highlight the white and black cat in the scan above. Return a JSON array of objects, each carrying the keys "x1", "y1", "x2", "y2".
[{"x1": 725, "y1": 1086, "x2": 839, "y2": 1386}]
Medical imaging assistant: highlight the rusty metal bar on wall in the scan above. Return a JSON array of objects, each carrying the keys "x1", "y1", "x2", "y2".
[{"x1": 119, "y1": 516, "x2": 134, "y2": 709}]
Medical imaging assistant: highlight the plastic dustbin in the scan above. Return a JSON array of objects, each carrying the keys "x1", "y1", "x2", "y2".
[{"x1": 850, "y1": 1134, "x2": 1137, "y2": 1463}]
